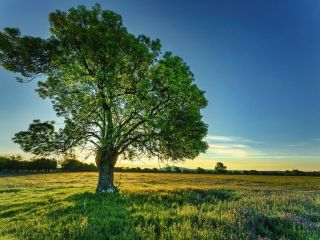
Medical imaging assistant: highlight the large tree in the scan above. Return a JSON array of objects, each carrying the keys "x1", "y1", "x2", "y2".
[{"x1": 0, "y1": 4, "x2": 208, "y2": 192}]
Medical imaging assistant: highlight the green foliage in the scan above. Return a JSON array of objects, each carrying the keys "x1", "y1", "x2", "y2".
[
  {"x1": 12, "y1": 120, "x2": 59, "y2": 155},
  {"x1": 0, "y1": 173, "x2": 319, "y2": 239},
  {"x1": 0, "y1": 4, "x2": 208, "y2": 165},
  {"x1": 0, "y1": 28, "x2": 55, "y2": 80},
  {"x1": 215, "y1": 162, "x2": 227, "y2": 174}
]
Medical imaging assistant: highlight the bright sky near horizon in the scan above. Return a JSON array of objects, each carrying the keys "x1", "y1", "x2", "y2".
[{"x1": 0, "y1": 0, "x2": 319, "y2": 171}]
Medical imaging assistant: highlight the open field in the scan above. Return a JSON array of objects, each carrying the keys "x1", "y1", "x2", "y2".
[{"x1": 0, "y1": 173, "x2": 319, "y2": 240}]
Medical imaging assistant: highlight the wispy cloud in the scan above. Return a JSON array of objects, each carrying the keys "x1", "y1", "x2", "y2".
[
  {"x1": 205, "y1": 135, "x2": 235, "y2": 142},
  {"x1": 205, "y1": 135, "x2": 263, "y2": 144},
  {"x1": 207, "y1": 144, "x2": 257, "y2": 158},
  {"x1": 287, "y1": 142, "x2": 308, "y2": 147},
  {"x1": 204, "y1": 135, "x2": 263, "y2": 158}
]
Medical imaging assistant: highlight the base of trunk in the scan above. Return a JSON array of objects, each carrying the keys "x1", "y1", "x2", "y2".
[{"x1": 96, "y1": 185, "x2": 118, "y2": 193}]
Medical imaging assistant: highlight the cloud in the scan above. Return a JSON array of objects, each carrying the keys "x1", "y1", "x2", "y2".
[
  {"x1": 287, "y1": 143, "x2": 307, "y2": 147},
  {"x1": 205, "y1": 135, "x2": 236, "y2": 142},
  {"x1": 206, "y1": 144, "x2": 257, "y2": 158},
  {"x1": 205, "y1": 135, "x2": 263, "y2": 144},
  {"x1": 203, "y1": 135, "x2": 263, "y2": 158}
]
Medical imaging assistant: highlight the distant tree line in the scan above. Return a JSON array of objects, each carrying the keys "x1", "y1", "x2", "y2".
[
  {"x1": 0, "y1": 155, "x2": 95, "y2": 172},
  {"x1": 0, "y1": 156, "x2": 319, "y2": 176},
  {"x1": 61, "y1": 158, "x2": 97, "y2": 172},
  {"x1": 114, "y1": 165, "x2": 320, "y2": 176},
  {"x1": 0, "y1": 155, "x2": 57, "y2": 172}
]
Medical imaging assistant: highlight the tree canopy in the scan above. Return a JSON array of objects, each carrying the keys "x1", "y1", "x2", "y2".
[{"x1": 0, "y1": 4, "x2": 208, "y2": 191}]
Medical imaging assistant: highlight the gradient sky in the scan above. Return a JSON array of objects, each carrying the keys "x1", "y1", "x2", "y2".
[{"x1": 0, "y1": 0, "x2": 319, "y2": 170}]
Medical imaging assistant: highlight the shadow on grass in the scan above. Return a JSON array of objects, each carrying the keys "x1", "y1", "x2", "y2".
[
  {"x1": 2, "y1": 188, "x2": 318, "y2": 239},
  {"x1": 2, "y1": 189, "x2": 236, "y2": 240},
  {"x1": 126, "y1": 188, "x2": 238, "y2": 207},
  {"x1": 38, "y1": 189, "x2": 237, "y2": 240},
  {"x1": 44, "y1": 192, "x2": 141, "y2": 240}
]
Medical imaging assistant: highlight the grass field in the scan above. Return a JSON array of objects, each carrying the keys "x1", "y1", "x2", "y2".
[{"x1": 0, "y1": 172, "x2": 319, "y2": 240}]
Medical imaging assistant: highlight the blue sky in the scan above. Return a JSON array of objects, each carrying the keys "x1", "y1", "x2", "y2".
[{"x1": 0, "y1": 0, "x2": 319, "y2": 170}]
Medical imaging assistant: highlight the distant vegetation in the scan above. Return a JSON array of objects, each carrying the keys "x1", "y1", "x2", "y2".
[
  {"x1": 215, "y1": 161, "x2": 227, "y2": 173},
  {"x1": 0, "y1": 155, "x2": 319, "y2": 176},
  {"x1": 0, "y1": 155, "x2": 57, "y2": 172},
  {"x1": 0, "y1": 155, "x2": 93, "y2": 172},
  {"x1": 60, "y1": 158, "x2": 97, "y2": 172}
]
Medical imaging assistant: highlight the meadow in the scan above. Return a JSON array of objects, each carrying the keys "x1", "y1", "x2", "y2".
[{"x1": 0, "y1": 172, "x2": 319, "y2": 240}]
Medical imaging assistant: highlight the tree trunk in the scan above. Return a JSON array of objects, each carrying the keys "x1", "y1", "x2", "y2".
[{"x1": 95, "y1": 149, "x2": 118, "y2": 193}]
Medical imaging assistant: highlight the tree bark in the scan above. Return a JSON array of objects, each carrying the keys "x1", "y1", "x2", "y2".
[{"x1": 95, "y1": 149, "x2": 118, "y2": 193}]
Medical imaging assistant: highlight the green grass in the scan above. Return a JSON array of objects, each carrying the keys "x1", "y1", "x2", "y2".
[{"x1": 0, "y1": 172, "x2": 319, "y2": 240}]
